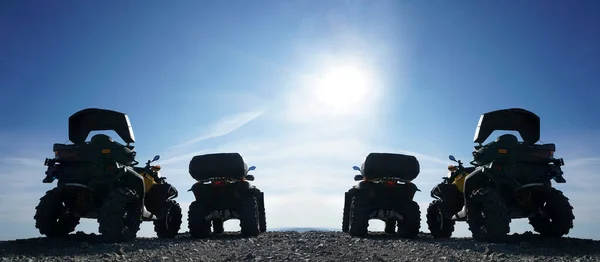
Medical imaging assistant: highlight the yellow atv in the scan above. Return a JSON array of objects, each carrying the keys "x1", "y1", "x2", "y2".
[
  {"x1": 133, "y1": 155, "x2": 183, "y2": 238},
  {"x1": 426, "y1": 155, "x2": 475, "y2": 238}
]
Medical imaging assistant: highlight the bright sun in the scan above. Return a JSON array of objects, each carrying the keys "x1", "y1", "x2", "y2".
[{"x1": 311, "y1": 62, "x2": 375, "y2": 114}]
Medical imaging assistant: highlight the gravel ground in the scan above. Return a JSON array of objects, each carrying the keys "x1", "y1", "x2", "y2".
[{"x1": 1, "y1": 231, "x2": 598, "y2": 262}]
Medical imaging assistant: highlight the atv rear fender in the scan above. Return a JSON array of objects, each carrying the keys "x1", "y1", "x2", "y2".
[
  {"x1": 145, "y1": 183, "x2": 179, "y2": 215},
  {"x1": 355, "y1": 181, "x2": 420, "y2": 201},
  {"x1": 462, "y1": 167, "x2": 493, "y2": 201},
  {"x1": 189, "y1": 180, "x2": 254, "y2": 206},
  {"x1": 114, "y1": 166, "x2": 146, "y2": 201},
  {"x1": 430, "y1": 183, "x2": 464, "y2": 215}
]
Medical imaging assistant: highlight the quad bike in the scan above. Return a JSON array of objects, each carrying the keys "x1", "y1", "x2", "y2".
[
  {"x1": 35, "y1": 108, "x2": 182, "y2": 242},
  {"x1": 342, "y1": 153, "x2": 421, "y2": 238},
  {"x1": 426, "y1": 155, "x2": 476, "y2": 238},
  {"x1": 187, "y1": 153, "x2": 266, "y2": 238},
  {"x1": 426, "y1": 108, "x2": 574, "y2": 242}
]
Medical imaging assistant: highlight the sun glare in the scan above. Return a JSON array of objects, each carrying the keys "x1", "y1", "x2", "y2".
[{"x1": 310, "y1": 62, "x2": 376, "y2": 115}]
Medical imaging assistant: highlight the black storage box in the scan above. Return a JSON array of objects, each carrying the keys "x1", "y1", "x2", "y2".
[
  {"x1": 362, "y1": 153, "x2": 420, "y2": 181},
  {"x1": 189, "y1": 153, "x2": 247, "y2": 181}
]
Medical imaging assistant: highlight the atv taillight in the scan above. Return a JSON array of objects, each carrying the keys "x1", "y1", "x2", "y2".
[
  {"x1": 105, "y1": 162, "x2": 118, "y2": 171},
  {"x1": 385, "y1": 181, "x2": 396, "y2": 187},
  {"x1": 212, "y1": 181, "x2": 225, "y2": 186}
]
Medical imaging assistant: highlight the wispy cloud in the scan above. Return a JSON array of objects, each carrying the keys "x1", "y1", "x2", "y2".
[
  {"x1": 0, "y1": 157, "x2": 41, "y2": 167},
  {"x1": 566, "y1": 157, "x2": 600, "y2": 167},
  {"x1": 166, "y1": 109, "x2": 266, "y2": 150}
]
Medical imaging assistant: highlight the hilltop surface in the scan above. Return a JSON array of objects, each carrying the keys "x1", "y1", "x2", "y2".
[{"x1": 1, "y1": 231, "x2": 598, "y2": 262}]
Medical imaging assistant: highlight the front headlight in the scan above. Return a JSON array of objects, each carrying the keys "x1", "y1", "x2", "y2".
[{"x1": 447, "y1": 171, "x2": 453, "y2": 178}]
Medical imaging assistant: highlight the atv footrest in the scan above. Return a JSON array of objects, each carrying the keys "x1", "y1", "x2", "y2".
[
  {"x1": 369, "y1": 209, "x2": 403, "y2": 221},
  {"x1": 205, "y1": 210, "x2": 239, "y2": 221}
]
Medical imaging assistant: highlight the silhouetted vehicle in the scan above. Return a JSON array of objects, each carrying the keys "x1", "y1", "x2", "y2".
[
  {"x1": 343, "y1": 153, "x2": 421, "y2": 238},
  {"x1": 427, "y1": 108, "x2": 574, "y2": 242},
  {"x1": 187, "y1": 153, "x2": 266, "y2": 238},
  {"x1": 36, "y1": 108, "x2": 182, "y2": 242}
]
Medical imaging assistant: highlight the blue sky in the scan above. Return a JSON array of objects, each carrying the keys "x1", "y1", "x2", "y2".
[{"x1": 1, "y1": 1, "x2": 599, "y2": 241}]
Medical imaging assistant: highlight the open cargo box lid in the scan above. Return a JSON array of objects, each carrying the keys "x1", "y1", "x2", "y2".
[
  {"x1": 189, "y1": 152, "x2": 249, "y2": 181},
  {"x1": 69, "y1": 108, "x2": 135, "y2": 145},
  {"x1": 360, "y1": 152, "x2": 420, "y2": 181},
  {"x1": 473, "y1": 108, "x2": 540, "y2": 145}
]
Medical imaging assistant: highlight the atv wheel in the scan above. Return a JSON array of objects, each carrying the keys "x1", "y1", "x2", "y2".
[
  {"x1": 34, "y1": 188, "x2": 80, "y2": 238},
  {"x1": 342, "y1": 192, "x2": 351, "y2": 233},
  {"x1": 466, "y1": 188, "x2": 510, "y2": 242},
  {"x1": 529, "y1": 188, "x2": 574, "y2": 237},
  {"x1": 153, "y1": 199, "x2": 182, "y2": 238},
  {"x1": 384, "y1": 219, "x2": 396, "y2": 234},
  {"x1": 348, "y1": 196, "x2": 370, "y2": 237},
  {"x1": 426, "y1": 199, "x2": 455, "y2": 238},
  {"x1": 238, "y1": 195, "x2": 260, "y2": 237},
  {"x1": 212, "y1": 220, "x2": 224, "y2": 234},
  {"x1": 257, "y1": 192, "x2": 267, "y2": 233},
  {"x1": 188, "y1": 201, "x2": 211, "y2": 238},
  {"x1": 98, "y1": 188, "x2": 142, "y2": 243},
  {"x1": 397, "y1": 201, "x2": 420, "y2": 239}
]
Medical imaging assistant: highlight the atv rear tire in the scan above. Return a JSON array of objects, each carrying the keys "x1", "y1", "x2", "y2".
[
  {"x1": 238, "y1": 196, "x2": 260, "y2": 237},
  {"x1": 257, "y1": 192, "x2": 267, "y2": 233},
  {"x1": 153, "y1": 199, "x2": 182, "y2": 238},
  {"x1": 34, "y1": 188, "x2": 80, "y2": 238},
  {"x1": 188, "y1": 201, "x2": 211, "y2": 238},
  {"x1": 212, "y1": 220, "x2": 224, "y2": 234},
  {"x1": 397, "y1": 201, "x2": 420, "y2": 239},
  {"x1": 348, "y1": 196, "x2": 370, "y2": 237},
  {"x1": 466, "y1": 188, "x2": 510, "y2": 242},
  {"x1": 426, "y1": 199, "x2": 455, "y2": 238},
  {"x1": 384, "y1": 219, "x2": 396, "y2": 234},
  {"x1": 98, "y1": 188, "x2": 142, "y2": 243},
  {"x1": 342, "y1": 192, "x2": 351, "y2": 233},
  {"x1": 529, "y1": 188, "x2": 574, "y2": 238}
]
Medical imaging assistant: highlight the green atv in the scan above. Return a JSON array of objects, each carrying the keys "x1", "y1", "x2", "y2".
[
  {"x1": 426, "y1": 108, "x2": 574, "y2": 242},
  {"x1": 343, "y1": 153, "x2": 421, "y2": 238},
  {"x1": 187, "y1": 153, "x2": 266, "y2": 238},
  {"x1": 35, "y1": 108, "x2": 182, "y2": 242}
]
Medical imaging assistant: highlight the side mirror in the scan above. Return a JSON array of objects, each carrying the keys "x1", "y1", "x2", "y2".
[
  {"x1": 152, "y1": 155, "x2": 160, "y2": 162},
  {"x1": 354, "y1": 175, "x2": 364, "y2": 181},
  {"x1": 448, "y1": 155, "x2": 456, "y2": 162},
  {"x1": 352, "y1": 166, "x2": 361, "y2": 171},
  {"x1": 245, "y1": 175, "x2": 255, "y2": 181},
  {"x1": 248, "y1": 165, "x2": 256, "y2": 171}
]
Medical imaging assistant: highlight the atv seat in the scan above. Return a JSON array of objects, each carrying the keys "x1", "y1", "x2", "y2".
[
  {"x1": 472, "y1": 134, "x2": 557, "y2": 166},
  {"x1": 53, "y1": 134, "x2": 136, "y2": 166}
]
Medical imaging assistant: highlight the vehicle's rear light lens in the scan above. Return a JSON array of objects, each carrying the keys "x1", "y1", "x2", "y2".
[
  {"x1": 106, "y1": 162, "x2": 118, "y2": 171},
  {"x1": 385, "y1": 181, "x2": 396, "y2": 186}
]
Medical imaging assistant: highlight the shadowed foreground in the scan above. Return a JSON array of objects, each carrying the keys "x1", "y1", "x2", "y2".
[{"x1": 0, "y1": 231, "x2": 598, "y2": 262}]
